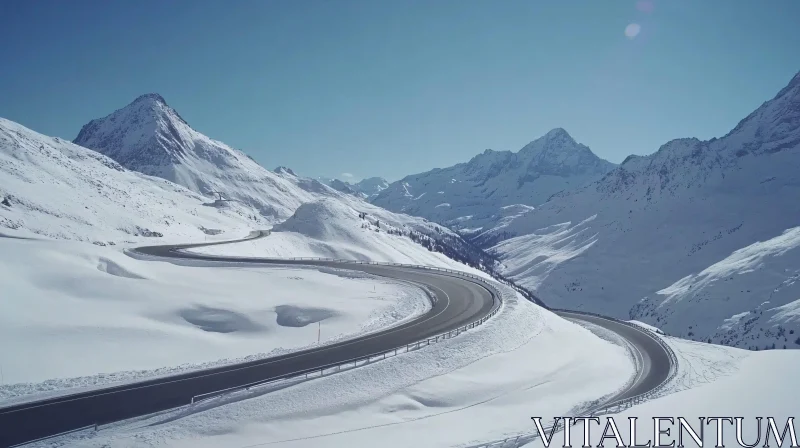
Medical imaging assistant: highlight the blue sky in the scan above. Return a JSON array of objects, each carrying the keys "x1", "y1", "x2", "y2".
[{"x1": 1, "y1": 1, "x2": 798, "y2": 181}]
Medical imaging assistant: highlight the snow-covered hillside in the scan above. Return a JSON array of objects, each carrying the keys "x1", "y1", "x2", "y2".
[
  {"x1": 371, "y1": 128, "x2": 615, "y2": 232},
  {"x1": 0, "y1": 118, "x2": 253, "y2": 243},
  {"x1": 73, "y1": 94, "x2": 337, "y2": 223},
  {"x1": 632, "y1": 227, "x2": 800, "y2": 350},
  {"x1": 484, "y1": 71, "x2": 800, "y2": 349},
  {"x1": 194, "y1": 196, "x2": 495, "y2": 271}
]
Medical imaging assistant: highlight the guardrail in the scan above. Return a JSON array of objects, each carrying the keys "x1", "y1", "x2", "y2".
[
  {"x1": 181, "y1": 257, "x2": 506, "y2": 405},
  {"x1": 177, "y1": 244, "x2": 679, "y2": 448},
  {"x1": 9, "y1": 254, "x2": 508, "y2": 447},
  {"x1": 169, "y1": 252, "x2": 667, "y2": 414},
  {"x1": 23, "y1": 235, "x2": 674, "y2": 448},
  {"x1": 8, "y1": 424, "x2": 98, "y2": 448},
  {"x1": 552, "y1": 309, "x2": 679, "y2": 414},
  {"x1": 470, "y1": 309, "x2": 680, "y2": 448},
  {"x1": 191, "y1": 297, "x2": 502, "y2": 404}
]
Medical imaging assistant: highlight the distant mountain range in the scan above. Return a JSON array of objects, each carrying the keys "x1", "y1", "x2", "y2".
[
  {"x1": 480, "y1": 71, "x2": 800, "y2": 350},
  {"x1": 370, "y1": 128, "x2": 615, "y2": 233}
]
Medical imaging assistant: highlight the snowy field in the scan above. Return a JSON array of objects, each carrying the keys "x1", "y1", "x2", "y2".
[
  {"x1": 40, "y1": 284, "x2": 635, "y2": 448},
  {"x1": 0, "y1": 237, "x2": 430, "y2": 405}
]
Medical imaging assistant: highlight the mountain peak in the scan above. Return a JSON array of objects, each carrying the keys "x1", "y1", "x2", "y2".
[
  {"x1": 73, "y1": 94, "x2": 204, "y2": 177},
  {"x1": 544, "y1": 127, "x2": 573, "y2": 140},
  {"x1": 517, "y1": 128, "x2": 580, "y2": 156},
  {"x1": 519, "y1": 128, "x2": 589, "y2": 158},
  {"x1": 132, "y1": 93, "x2": 167, "y2": 106},
  {"x1": 274, "y1": 166, "x2": 296, "y2": 176}
]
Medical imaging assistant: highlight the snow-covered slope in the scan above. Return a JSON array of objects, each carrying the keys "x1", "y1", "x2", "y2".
[
  {"x1": 194, "y1": 196, "x2": 495, "y2": 270},
  {"x1": 0, "y1": 118, "x2": 253, "y2": 243},
  {"x1": 550, "y1": 339, "x2": 799, "y2": 448},
  {"x1": 484, "y1": 71, "x2": 800, "y2": 349},
  {"x1": 371, "y1": 128, "x2": 615, "y2": 232},
  {"x1": 73, "y1": 94, "x2": 336, "y2": 223},
  {"x1": 632, "y1": 227, "x2": 800, "y2": 350}
]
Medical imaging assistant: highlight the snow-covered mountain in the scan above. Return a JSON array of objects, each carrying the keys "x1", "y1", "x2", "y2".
[
  {"x1": 483, "y1": 71, "x2": 800, "y2": 349},
  {"x1": 73, "y1": 94, "x2": 337, "y2": 223},
  {"x1": 0, "y1": 118, "x2": 254, "y2": 243},
  {"x1": 2, "y1": 95, "x2": 493, "y2": 270},
  {"x1": 318, "y1": 176, "x2": 389, "y2": 200},
  {"x1": 371, "y1": 129, "x2": 615, "y2": 233},
  {"x1": 352, "y1": 177, "x2": 389, "y2": 198}
]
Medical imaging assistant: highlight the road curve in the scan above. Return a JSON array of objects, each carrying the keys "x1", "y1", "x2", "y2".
[
  {"x1": 555, "y1": 311, "x2": 672, "y2": 404},
  {"x1": 0, "y1": 232, "x2": 672, "y2": 447},
  {"x1": 0, "y1": 231, "x2": 498, "y2": 447}
]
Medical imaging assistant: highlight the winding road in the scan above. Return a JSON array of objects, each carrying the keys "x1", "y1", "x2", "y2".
[{"x1": 0, "y1": 232, "x2": 672, "y2": 447}]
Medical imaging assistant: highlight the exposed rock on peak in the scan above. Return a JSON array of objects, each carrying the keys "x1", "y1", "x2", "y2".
[{"x1": 274, "y1": 166, "x2": 296, "y2": 176}]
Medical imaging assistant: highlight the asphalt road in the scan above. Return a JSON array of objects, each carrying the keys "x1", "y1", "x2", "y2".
[
  {"x1": 0, "y1": 231, "x2": 672, "y2": 447},
  {"x1": 555, "y1": 311, "x2": 671, "y2": 403},
  {"x1": 0, "y1": 232, "x2": 498, "y2": 447}
]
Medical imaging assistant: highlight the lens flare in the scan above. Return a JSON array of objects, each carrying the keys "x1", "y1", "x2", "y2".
[{"x1": 624, "y1": 23, "x2": 641, "y2": 39}]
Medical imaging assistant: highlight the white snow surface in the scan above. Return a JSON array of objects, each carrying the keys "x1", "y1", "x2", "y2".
[
  {"x1": 530, "y1": 338, "x2": 800, "y2": 448},
  {"x1": 0, "y1": 237, "x2": 430, "y2": 405},
  {"x1": 48, "y1": 285, "x2": 635, "y2": 448},
  {"x1": 352, "y1": 176, "x2": 390, "y2": 198},
  {"x1": 626, "y1": 320, "x2": 664, "y2": 335},
  {"x1": 372, "y1": 128, "x2": 615, "y2": 231},
  {"x1": 635, "y1": 226, "x2": 800, "y2": 350},
  {"x1": 193, "y1": 197, "x2": 488, "y2": 271},
  {"x1": 487, "y1": 71, "x2": 800, "y2": 349},
  {"x1": 72, "y1": 94, "x2": 374, "y2": 224},
  {"x1": 0, "y1": 117, "x2": 254, "y2": 243}
]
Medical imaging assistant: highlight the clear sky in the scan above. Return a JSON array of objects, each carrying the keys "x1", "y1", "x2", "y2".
[{"x1": 1, "y1": 1, "x2": 798, "y2": 181}]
